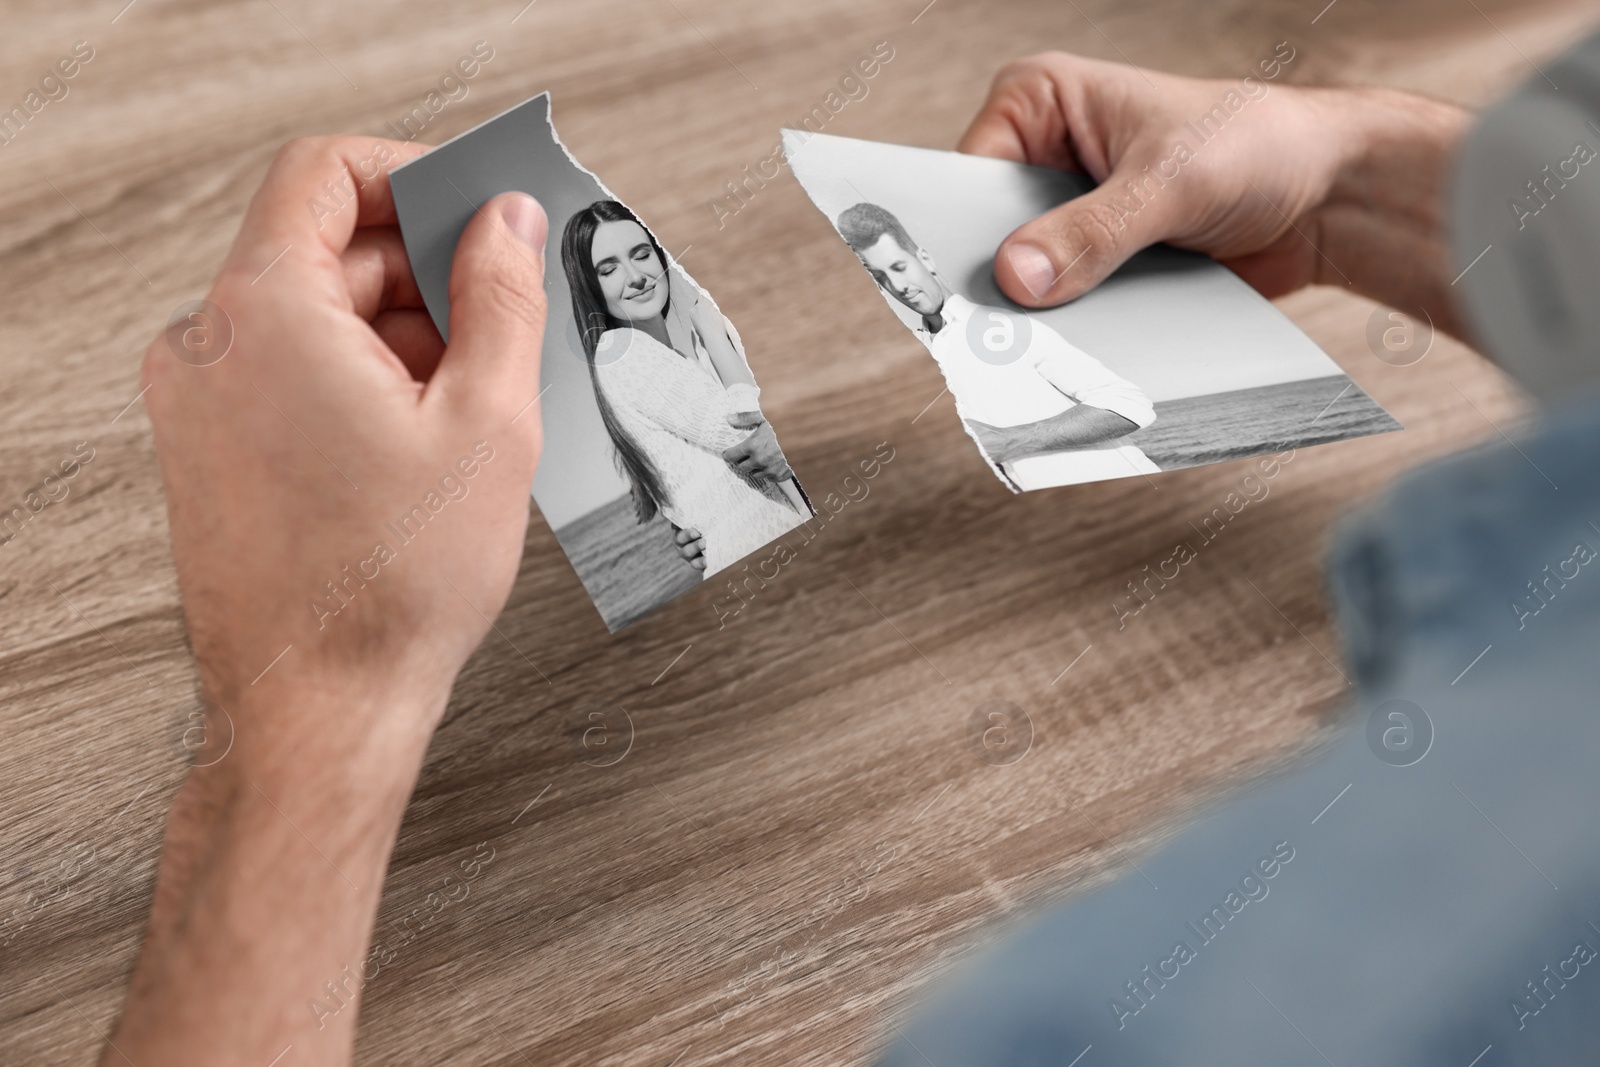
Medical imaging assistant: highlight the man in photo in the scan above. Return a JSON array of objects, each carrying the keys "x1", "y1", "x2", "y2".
[{"x1": 837, "y1": 202, "x2": 1159, "y2": 490}]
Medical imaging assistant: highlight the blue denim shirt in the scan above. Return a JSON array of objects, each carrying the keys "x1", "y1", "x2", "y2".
[{"x1": 881, "y1": 396, "x2": 1600, "y2": 1066}]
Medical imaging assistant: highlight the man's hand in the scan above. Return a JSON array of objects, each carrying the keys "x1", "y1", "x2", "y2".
[
  {"x1": 968, "y1": 406, "x2": 1138, "y2": 465},
  {"x1": 109, "y1": 136, "x2": 549, "y2": 1067},
  {"x1": 146, "y1": 140, "x2": 548, "y2": 741},
  {"x1": 722, "y1": 411, "x2": 792, "y2": 482},
  {"x1": 673, "y1": 524, "x2": 707, "y2": 571},
  {"x1": 967, "y1": 421, "x2": 1018, "y2": 464},
  {"x1": 960, "y1": 52, "x2": 1472, "y2": 334}
]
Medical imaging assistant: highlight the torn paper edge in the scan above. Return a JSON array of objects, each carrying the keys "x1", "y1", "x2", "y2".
[{"x1": 781, "y1": 128, "x2": 1020, "y2": 492}]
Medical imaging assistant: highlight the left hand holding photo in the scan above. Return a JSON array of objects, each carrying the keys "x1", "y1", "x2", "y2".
[{"x1": 108, "y1": 136, "x2": 549, "y2": 1067}]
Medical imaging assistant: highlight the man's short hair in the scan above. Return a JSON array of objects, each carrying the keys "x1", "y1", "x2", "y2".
[{"x1": 837, "y1": 202, "x2": 919, "y2": 256}]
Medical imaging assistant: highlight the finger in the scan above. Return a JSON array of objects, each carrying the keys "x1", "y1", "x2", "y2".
[
  {"x1": 993, "y1": 158, "x2": 1176, "y2": 307},
  {"x1": 226, "y1": 137, "x2": 428, "y2": 276},
  {"x1": 342, "y1": 228, "x2": 428, "y2": 321},
  {"x1": 371, "y1": 309, "x2": 446, "y2": 382},
  {"x1": 428, "y1": 192, "x2": 549, "y2": 430},
  {"x1": 690, "y1": 556, "x2": 706, "y2": 572},
  {"x1": 957, "y1": 94, "x2": 1030, "y2": 165},
  {"x1": 956, "y1": 58, "x2": 1087, "y2": 172},
  {"x1": 726, "y1": 411, "x2": 764, "y2": 429}
]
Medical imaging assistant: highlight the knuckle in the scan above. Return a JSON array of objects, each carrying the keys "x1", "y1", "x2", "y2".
[
  {"x1": 998, "y1": 51, "x2": 1073, "y2": 93},
  {"x1": 991, "y1": 58, "x2": 1029, "y2": 87},
  {"x1": 1069, "y1": 200, "x2": 1126, "y2": 260},
  {"x1": 272, "y1": 135, "x2": 331, "y2": 171},
  {"x1": 269, "y1": 136, "x2": 372, "y2": 193},
  {"x1": 996, "y1": 52, "x2": 1055, "y2": 82}
]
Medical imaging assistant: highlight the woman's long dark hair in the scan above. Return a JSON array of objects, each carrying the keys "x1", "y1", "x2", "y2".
[{"x1": 562, "y1": 200, "x2": 672, "y2": 524}]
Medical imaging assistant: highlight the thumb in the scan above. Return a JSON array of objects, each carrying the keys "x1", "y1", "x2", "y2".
[
  {"x1": 994, "y1": 161, "x2": 1174, "y2": 307},
  {"x1": 432, "y1": 191, "x2": 549, "y2": 426}
]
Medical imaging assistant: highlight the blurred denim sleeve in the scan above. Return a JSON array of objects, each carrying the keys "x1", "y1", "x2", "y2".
[{"x1": 879, "y1": 393, "x2": 1600, "y2": 1067}]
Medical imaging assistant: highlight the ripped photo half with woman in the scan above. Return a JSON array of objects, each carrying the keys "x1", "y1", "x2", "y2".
[{"x1": 392, "y1": 93, "x2": 813, "y2": 631}]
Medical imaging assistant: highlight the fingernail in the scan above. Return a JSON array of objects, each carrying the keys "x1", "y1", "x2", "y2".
[
  {"x1": 501, "y1": 194, "x2": 547, "y2": 252},
  {"x1": 1006, "y1": 242, "x2": 1057, "y2": 300}
]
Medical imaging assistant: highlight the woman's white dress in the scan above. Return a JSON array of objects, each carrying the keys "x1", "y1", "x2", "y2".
[{"x1": 594, "y1": 327, "x2": 805, "y2": 576}]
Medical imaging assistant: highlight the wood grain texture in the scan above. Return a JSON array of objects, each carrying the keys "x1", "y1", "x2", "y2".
[{"x1": 2, "y1": 0, "x2": 1596, "y2": 1063}]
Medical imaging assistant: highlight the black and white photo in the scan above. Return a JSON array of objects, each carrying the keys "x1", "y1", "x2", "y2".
[
  {"x1": 786, "y1": 130, "x2": 1401, "y2": 490},
  {"x1": 392, "y1": 95, "x2": 813, "y2": 630}
]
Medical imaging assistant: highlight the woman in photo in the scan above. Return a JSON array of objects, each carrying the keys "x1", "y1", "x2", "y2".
[{"x1": 560, "y1": 199, "x2": 809, "y2": 576}]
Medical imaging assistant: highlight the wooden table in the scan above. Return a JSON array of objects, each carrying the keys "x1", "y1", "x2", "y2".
[{"x1": 3, "y1": 0, "x2": 1594, "y2": 1063}]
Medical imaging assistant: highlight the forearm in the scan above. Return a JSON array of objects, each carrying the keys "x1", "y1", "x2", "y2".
[
  {"x1": 1312, "y1": 86, "x2": 1475, "y2": 339},
  {"x1": 699, "y1": 319, "x2": 756, "y2": 391},
  {"x1": 676, "y1": 271, "x2": 755, "y2": 390},
  {"x1": 980, "y1": 405, "x2": 1138, "y2": 463},
  {"x1": 105, "y1": 684, "x2": 444, "y2": 1067},
  {"x1": 114, "y1": 136, "x2": 544, "y2": 1065}
]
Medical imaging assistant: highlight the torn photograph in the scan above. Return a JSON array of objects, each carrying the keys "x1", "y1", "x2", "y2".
[
  {"x1": 784, "y1": 131, "x2": 1402, "y2": 492},
  {"x1": 391, "y1": 94, "x2": 813, "y2": 631}
]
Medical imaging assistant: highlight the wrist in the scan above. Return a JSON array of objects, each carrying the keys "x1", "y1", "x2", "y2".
[
  {"x1": 1323, "y1": 86, "x2": 1471, "y2": 213},
  {"x1": 205, "y1": 671, "x2": 454, "y2": 801},
  {"x1": 118, "y1": 704, "x2": 419, "y2": 1063},
  {"x1": 991, "y1": 427, "x2": 1021, "y2": 465},
  {"x1": 1312, "y1": 86, "x2": 1475, "y2": 335}
]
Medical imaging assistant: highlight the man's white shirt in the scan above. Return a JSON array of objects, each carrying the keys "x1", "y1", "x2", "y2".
[{"x1": 915, "y1": 293, "x2": 1160, "y2": 490}]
